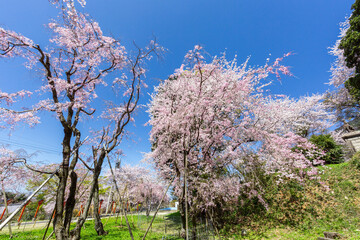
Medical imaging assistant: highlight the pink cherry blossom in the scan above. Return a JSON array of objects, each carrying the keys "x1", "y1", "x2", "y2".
[{"x1": 147, "y1": 46, "x2": 333, "y2": 218}]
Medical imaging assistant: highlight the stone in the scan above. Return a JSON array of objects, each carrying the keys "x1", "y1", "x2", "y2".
[{"x1": 323, "y1": 232, "x2": 341, "y2": 239}]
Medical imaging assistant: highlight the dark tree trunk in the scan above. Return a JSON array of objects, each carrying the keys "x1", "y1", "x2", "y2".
[
  {"x1": 93, "y1": 178, "x2": 107, "y2": 236},
  {"x1": 179, "y1": 186, "x2": 186, "y2": 230},
  {"x1": 54, "y1": 130, "x2": 72, "y2": 240},
  {"x1": 54, "y1": 173, "x2": 67, "y2": 240},
  {"x1": 64, "y1": 171, "x2": 78, "y2": 235},
  {"x1": 70, "y1": 173, "x2": 96, "y2": 240},
  {"x1": 70, "y1": 150, "x2": 107, "y2": 240},
  {"x1": 70, "y1": 186, "x2": 94, "y2": 240}
]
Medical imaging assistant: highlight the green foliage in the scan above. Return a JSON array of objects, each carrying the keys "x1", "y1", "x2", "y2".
[
  {"x1": 309, "y1": 134, "x2": 344, "y2": 164},
  {"x1": 339, "y1": 0, "x2": 360, "y2": 101},
  {"x1": 2, "y1": 192, "x2": 26, "y2": 203},
  {"x1": 345, "y1": 76, "x2": 360, "y2": 102}
]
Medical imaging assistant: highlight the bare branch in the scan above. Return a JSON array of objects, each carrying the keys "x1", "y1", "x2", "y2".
[{"x1": 78, "y1": 156, "x2": 94, "y2": 171}]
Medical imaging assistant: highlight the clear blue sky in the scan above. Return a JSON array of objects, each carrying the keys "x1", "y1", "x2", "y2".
[{"x1": 0, "y1": 0, "x2": 354, "y2": 167}]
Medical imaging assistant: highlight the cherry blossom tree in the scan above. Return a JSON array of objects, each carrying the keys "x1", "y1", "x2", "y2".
[
  {"x1": 147, "y1": 46, "x2": 332, "y2": 236},
  {"x1": 326, "y1": 19, "x2": 360, "y2": 131},
  {"x1": 71, "y1": 37, "x2": 161, "y2": 237},
  {"x1": 0, "y1": 147, "x2": 32, "y2": 237},
  {"x1": 106, "y1": 164, "x2": 168, "y2": 216},
  {"x1": 0, "y1": 1, "x2": 160, "y2": 239},
  {"x1": 0, "y1": 147, "x2": 30, "y2": 191},
  {"x1": 0, "y1": 91, "x2": 39, "y2": 129}
]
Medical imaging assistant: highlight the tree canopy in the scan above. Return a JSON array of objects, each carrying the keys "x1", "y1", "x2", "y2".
[{"x1": 339, "y1": 0, "x2": 360, "y2": 101}]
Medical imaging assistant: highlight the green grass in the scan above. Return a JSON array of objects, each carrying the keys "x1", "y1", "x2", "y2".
[{"x1": 0, "y1": 213, "x2": 183, "y2": 240}]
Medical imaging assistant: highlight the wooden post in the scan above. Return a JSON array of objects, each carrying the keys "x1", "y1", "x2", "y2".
[
  {"x1": 98, "y1": 199, "x2": 104, "y2": 215},
  {"x1": 33, "y1": 199, "x2": 44, "y2": 227},
  {"x1": 77, "y1": 205, "x2": 84, "y2": 218},
  {"x1": 0, "y1": 199, "x2": 12, "y2": 220},
  {"x1": 112, "y1": 201, "x2": 116, "y2": 215},
  {"x1": 1, "y1": 183, "x2": 12, "y2": 237}
]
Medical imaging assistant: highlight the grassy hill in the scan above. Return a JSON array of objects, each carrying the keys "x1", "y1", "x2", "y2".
[{"x1": 225, "y1": 154, "x2": 360, "y2": 239}]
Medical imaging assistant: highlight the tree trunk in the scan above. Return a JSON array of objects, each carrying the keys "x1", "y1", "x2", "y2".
[
  {"x1": 208, "y1": 211, "x2": 221, "y2": 240},
  {"x1": 70, "y1": 150, "x2": 107, "y2": 240},
  {"x1": 184, "y1": 153, "x2": 189, "y2": 240},
  {"x1": 179, "y1": 182, "x2": 186, "y2": 230},
  {"x1": 70, "y1": 179, "x2": 95, "y2": 240},
  {"x1": 173, "y1": 165, "x2": 186, "y2": 232},
  {"x1": 64, "y1": 171, "x2": 77, "y2": 235},
  {"x1": 54, "y1": 130, "x2": 72, "y2": 240},
  {"x1": 93, "y1": 178, "x2": 107, "y2": 236},
  {"x1": 145, "y1": 189, "x2": 152, "y2": 217},
  {"x1": 53, "y1": 174, "x2": 67, "y2": 239}
]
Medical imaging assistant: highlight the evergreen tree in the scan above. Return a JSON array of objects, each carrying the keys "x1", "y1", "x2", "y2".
[{"x1": 339, "y1": 0, "x2": 360, "y2": 101}]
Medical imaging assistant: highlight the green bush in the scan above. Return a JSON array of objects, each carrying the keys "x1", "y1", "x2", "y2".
[
  {"x1": 309, "y1": 134, "x2": 344, "y2": 164},
  {"x1": 350, "y1": 152, "x2": 360, "y2": 169}
]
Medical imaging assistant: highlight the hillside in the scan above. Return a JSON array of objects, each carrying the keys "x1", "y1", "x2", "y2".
[{"x1": 225, "y1": 154, "x2": 360, "y2": 239}]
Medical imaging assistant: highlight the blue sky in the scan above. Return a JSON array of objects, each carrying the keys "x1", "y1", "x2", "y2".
[{"x1": 0, "y1": 0, "x2": 354, "y2": 167}]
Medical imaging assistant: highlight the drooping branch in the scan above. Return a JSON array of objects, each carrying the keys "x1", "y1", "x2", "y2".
[{"x1": 14, "y1": 159, "x2": 55, "y2": 175}]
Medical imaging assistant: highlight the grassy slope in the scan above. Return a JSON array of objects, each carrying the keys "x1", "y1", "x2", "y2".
[{"x1": 227, "y1": 159, "x2": 360, "y2": 239}]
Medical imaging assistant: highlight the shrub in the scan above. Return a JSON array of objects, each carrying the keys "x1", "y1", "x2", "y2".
[
  {"x1": 350, "y1": 152, "x2": 360, "y2": 169},
  {"x1": 310, "y1": 134, "x2": 344, "y2": 164}
]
